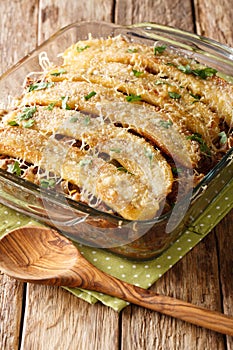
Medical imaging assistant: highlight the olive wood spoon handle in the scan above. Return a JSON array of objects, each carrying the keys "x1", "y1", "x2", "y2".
[{"x1": 0, "y1": 226, "x2": 233, "y2": 336}]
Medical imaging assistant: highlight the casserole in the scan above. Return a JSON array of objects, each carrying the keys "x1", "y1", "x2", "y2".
[{"x1": 0, "y1": 21, "x2": 232, "y2": 259}]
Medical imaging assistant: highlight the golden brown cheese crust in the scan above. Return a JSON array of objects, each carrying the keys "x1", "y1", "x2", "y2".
[
  {"x1": 0, "y1": 35, "x2": 232, "y2": 220},
  {"x1": 62, "y1": 35, "x2": 233, "y2": 127}
]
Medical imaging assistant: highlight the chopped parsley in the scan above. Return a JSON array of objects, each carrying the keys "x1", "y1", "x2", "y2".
[
  {"x1": 45, "y1": 102, "x2": 56, "y2": 110},
  {"x1": 177, "y1": 64, "x2": 192, "y2": 74},
  {"x1": 187, "y1": 133, "x2": 211, "y2": 155},
  {"x1": 61, "y1": 96, "x2": 71, "y2": 110},
  {"x1": 159, "y1": 119, "x2": 173, "y2": 128},
  {"x1": 168, "y1": 91, "x2": 181, "y2": 99},
  {"x1": 192, "y1": 67, "x2": 217, "y2": 79},
  {"x1": 8, "y1": 107, "x2": 36, "y2": 127},
  {"x1": 76, "y1": 45, "x2": 90, "y2": 52},
  {"x1": 126, "y1": 94, "x2": 142, "y2": 102},
  {"x1": 23, "y1": 119, "x2": 35, "y2": 128},
  {"x1": 190, "y1": 93, "x2": 201, "y2": 100},
  {"x1": 132, "y1": 69, "x2": 144, "y2": 77},
  {"x1": 127, "y1": 48, "x2": 138, "y2": 53},
  {"x1": 7, "y1": 161, "x2": 21, "y2": 176},
  {"x1": 110, "y1": 148, "x2": 121, "y2": 153},
  {"x1": 154, "y1": 45, "x2": 166, "y2": 55},
  {"x1": 79, "y1": 158, "x2": 92, "y2": 167},
  {"x1": 171, "y1": 167, "x2": 182, "y2": 176},
  {"x1": 50, "y1": 69, "x2": 67, "y2": 76},
  {"x1": 69, "y1": 116, "x2": 79, "y2": 123},
  {"x1": 144, "y1": 147, "x2": 154, "y2": 164},
  {"x1": 117, "y1": 166, "x2": 134, "y2": 175},
  {"x1": 18, "y1": 106, "x2": 37, "y2": 121},
  {"x1": 177, "y1": 64, "x2": 217, "y2": 79},
  {"x1": 8, "y1": 120, "x2": 19, "y2": 126},
  {"x1": 154, "y1": 80, "x2": 171, "y2": 86},
  {"x1": 219, "y1": 131, "x2": 227, "y2": 145},
  {"x1": 40, "y1": 178, "x2": 56, "y2": 188},
  {"x1": 84, "y1": 91, "x2": 97, "y2": 100},
  {"x1": 83, "y1": 116, "x2": 91, "y2": 125},
  {"x1": 28, "y1": 82, "x2": 54, "y2": 92}
]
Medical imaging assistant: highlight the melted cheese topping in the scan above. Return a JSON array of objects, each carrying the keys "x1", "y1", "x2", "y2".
[{"x1": 0, "y1": 35, "x2": 232, "y2": 220}]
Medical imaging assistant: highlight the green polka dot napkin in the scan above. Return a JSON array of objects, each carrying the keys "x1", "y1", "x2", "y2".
[{"x1": 0, "y1": 177, "x2": 232, "y2": 311}]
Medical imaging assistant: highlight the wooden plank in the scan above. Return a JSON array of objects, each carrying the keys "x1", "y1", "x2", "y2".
[
  {"x1": 0, "y1": 274, "x2": 24, "y2": 350},
  {"x1": 121, "y1": 235, "x2": 226, "y2": 349},
  {"x1": 195, "y1": 2, "x2": 233, "y2": 349},
  {"x1": 194, "y1": 0, "x2": 233, "y2": 46},
  {"x1": 216, "y1": 210, "x2": 233, "y2": 350},
  {"x1": 115, "y1": 0, "x2": 194, "y2": 31},
  {"x1": 38, "y1": 0, "x2": 114, "y2": 43},
  {"x1": 0, "y1": 0, "x2": 38, "y2": 75},
  {"x1": 21, "y1": 284, "x2": 119, "y2": 350},
  {"x1": 0, "y1": 1, "x2": 38, "y2": 349}
]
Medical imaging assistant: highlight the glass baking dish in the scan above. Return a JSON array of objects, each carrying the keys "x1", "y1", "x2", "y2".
[{"x1": 0, "y1": 21, "x2": 232, "y2": 260}]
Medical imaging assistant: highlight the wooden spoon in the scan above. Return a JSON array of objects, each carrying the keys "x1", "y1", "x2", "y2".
[{"x1": 0, "y1": 226, "x2": 233, "y2": 336}]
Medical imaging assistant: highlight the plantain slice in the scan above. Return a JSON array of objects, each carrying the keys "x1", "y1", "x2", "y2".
[
  {"x1": 47, "y1": 60, "x2": 220, "y2": 147},
  {"x1": 20, "y1": 80, "x2": 126, "y2": 114},
  {"x1": 3, "y1": 104, "x2": 199, "y2": 168},
  {"x1": 2, "y1": 108, "x2": 174, "y2": 207},
  {"x1": 61, "y1": 35, "x2": 233, "y2": 127},
  {"x1": 0, "y1": 125, "x2": 173, "y2": 220}
]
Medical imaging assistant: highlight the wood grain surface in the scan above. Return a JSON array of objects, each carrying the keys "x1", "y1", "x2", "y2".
[{"x1": 0, "y1": 0, "x2": 233, "y2": 349}]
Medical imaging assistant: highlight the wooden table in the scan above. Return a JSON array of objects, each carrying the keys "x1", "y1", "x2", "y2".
[{"x1": 0, "y1": 1, "x2": 233, "y2": 349}]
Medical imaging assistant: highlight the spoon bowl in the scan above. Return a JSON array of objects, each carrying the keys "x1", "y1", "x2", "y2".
[
  {"x1": 0, "y1": 226, "x2": 233, "y2": 336},
  {"x1": 0, "y1": 227, "x2": 78, "y2": 281}
]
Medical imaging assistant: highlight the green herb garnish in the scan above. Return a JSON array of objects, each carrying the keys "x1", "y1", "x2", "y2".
[
  {"x1": 171, "y1": 167, "x2": 182, "y2": 176},
  {"x1": 18, "y1": 106, "x2": 37, "y2": 121},
  {"x1": 69, "y1": 116, "x2": 79, "y2": 123},
  {"x1": 127, "y1": 48, "x2": 138, "y2": 53},
  {"x1": 28, "y1": 82, "x2": 54, "y2": 92},
  {"x1": 177, "y1": 64, "x2": 217, "y2": 79},
  {"x1": 50, "y1": 69, "x2": 67, "y2": 76},
  {"x1": 83, "y1": 116, "x2": 91, "y2": 125},
  {"x1": 8, "y1": 120, "x2": 19, "y2": 126},
  {"x1": 61, "y1": 96, "x2": 71, "y2": 110},
  {"x1": 187, "y1": 133, "x2": 211, "y2": 155},
  {"x1": 154, "y1": 45, "x2": 166, "y2": 55},
  {"x1": 7, "y1": 161, "x2": 21, "y2": 176},
  {"x1": 76, "y1": 45, "x2": 90, "y2": 52},
  {"x1": 117, "y1": 166, "x2": 134, "y2": 175},
  {"x1": 159, "y1": 119, "x2": 173, "y2": 129},
  {"x1": 177, "y1": 64, "x2": 192, "y2": 74},
  {"x1": 45, "y1": 102, "x2": 56, "y2": 110},
  {"x1": 40, "y1": 178, "x2": 56, "y2": 188},
  {"x1": 219, "y1": 131, "x2": 227, "y2": 145},
  {"x1": 144, "y1": 147, "x2": 154, "y2": 165},
  {"x1": 154, "y1": 80, "x2": 171, "y2": 86},
  {"x1": 84, "y1": 91, "x2": 97, "y2": 100},
  {"x1": 110, "y1": 148, "x2": 121, "y2": 153},
  {"x1": 79, "y1": 159, "x2": 92, "y2": 167},
  {"x1": 23, "y1": 119, "x2": 35, "y2": 128},
  {"x1": 126, "y1": 94, "x2": 142, "y2": 102},
  {"x1": 132, "y1": 69, "x2": 143, "y2": 77},
  {"x1": 192, "y1": 67, "x2": 217, "y2": 79},
  {"x1": 190, "y1": 93, "x2": 201, "y2": 100},
  {"x1": 168, "y1": 91, "x2": 181, "y2": 99}
]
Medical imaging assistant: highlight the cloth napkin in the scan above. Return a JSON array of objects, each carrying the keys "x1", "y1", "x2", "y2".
[{"x1": 0, "y1": 177, "x2": 232, "y2": 311}]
